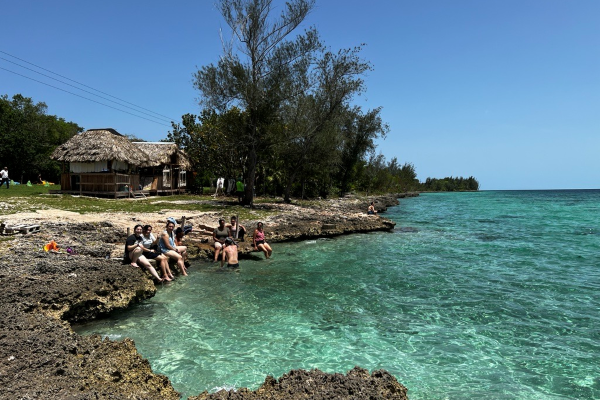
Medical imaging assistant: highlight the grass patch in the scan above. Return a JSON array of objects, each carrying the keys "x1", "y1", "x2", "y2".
[{"x1": 0, "y1": 185, "x2": 276, "y2": 220}]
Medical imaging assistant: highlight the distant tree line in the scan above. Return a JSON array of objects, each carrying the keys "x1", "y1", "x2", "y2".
[
  {"x1": 421, "y1": 176, "x2": 480, "y2": 191},
  {"x1": 0, "y1": 94, "x2": 82, "y2": 184}
]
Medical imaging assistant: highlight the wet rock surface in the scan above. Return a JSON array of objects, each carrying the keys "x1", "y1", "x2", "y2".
[
  {"x1": 0, "y1": 194, "x2": 415, "y2": 399},
  {"x1": 190, "y1": 367, "x2": 408, "y2": 400}
]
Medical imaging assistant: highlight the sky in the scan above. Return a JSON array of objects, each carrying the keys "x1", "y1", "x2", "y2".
[{"x1": 1, "y1": 0, "x2": 598, "y2": 190}]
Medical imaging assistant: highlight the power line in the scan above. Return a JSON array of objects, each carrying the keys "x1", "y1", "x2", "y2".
[
  {"x1": 0, "y1": 56, "x2": 174, "y2": 123},
  {"x1": 0, "y1": 49, "x2": 179, "y2": 122},
  {"x1": 1, "y1": 67, "x2": 172, "y2": 128}
]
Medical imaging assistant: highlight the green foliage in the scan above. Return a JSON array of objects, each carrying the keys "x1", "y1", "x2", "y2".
[
  {"x1": 193, "y1": 0, "x2": 319, "y2": 205},
  {"x1": 184, "y1": 1, "x2": 480, "y2": 200},
  {"x1": 356, "y1": 155, "x2": 420, "y2": 194},
  {"x1": 189, "y1": 0, "x2": 391, "y2": 202},
  {"x1": 421, "y1": 176, "x2": 480, "y2": 191},
  {"x1": 0, "y1": 94, "x2": 82, "y2": 183},
  {"x1": 168, "y1": 109, "x2": 248, "y2": 193}
]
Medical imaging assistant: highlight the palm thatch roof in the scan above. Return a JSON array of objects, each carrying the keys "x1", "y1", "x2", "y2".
[
  {"x1": 51, "y1": 129, "x2": 149, "y2": 166},
  {"x1": 134, "y1": 142, "x2": 191, "y2": 169}
]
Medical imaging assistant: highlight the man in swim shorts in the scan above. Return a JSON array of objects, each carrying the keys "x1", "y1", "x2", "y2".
[{"x1": 221, "y1": 237, "x2": 239, "y2": 268}]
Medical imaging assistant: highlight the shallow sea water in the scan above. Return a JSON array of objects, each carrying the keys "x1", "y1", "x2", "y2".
[{"x1": 75, "y1": 190, "x2": 600, "y2": 399}]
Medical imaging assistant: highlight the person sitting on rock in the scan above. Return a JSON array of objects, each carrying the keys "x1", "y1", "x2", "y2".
[
  {"x1": 221, "y1": 237, "x2": 239, "y2": 268},
  {"x1": 367, "y1": 201, "x2": 377, "y2": 215},
  {"x1": 253, "y1": 222, "x2": 272, "y2": 259},
  {"x1": 142, "y1": 225, "x2": 173, "y2": 281},
  {"x1": 159, "y1": 220, "x2": 188, "y2": 276},
  {"x1": 175, "y1": 227, "x2": 190, "y2": 269},
  {"x1": 124, "y1": 224, "x2": 163, "y2": 282},
  {"x1": 212, "y1": 218, "x2": 231, "y2": 262},
  {"x1": 227, "y1": 216, "x2": 246, "y2": 241}
]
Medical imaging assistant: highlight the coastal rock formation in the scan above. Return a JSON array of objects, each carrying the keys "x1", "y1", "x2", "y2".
[
  {"x1": 190, "y1": 367, "x2": 408, "y2": 400},
  {"x1": 0, "y1": 195, "x2": 414, "y2": 399}
]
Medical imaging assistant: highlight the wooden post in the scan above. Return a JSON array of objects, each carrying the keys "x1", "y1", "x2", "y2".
[{"x1": 127, "y1": 227, "x2": 130, "y2": 236}]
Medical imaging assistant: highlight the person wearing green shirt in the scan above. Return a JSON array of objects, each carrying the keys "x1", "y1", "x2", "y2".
[{"x1": 236, "y1": 178, "x2": 245, "y2": 203}]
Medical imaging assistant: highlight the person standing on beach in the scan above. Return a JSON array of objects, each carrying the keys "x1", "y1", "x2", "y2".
[
  {"x1": 0, "y1": 167, "x2": 9, "y2": 188},
  {"x1": 236, "y1": 178, "x2": 245, "y2": 203},
  {"x1": 221, "y1": 237, "x2": 239, "y2": 268}
]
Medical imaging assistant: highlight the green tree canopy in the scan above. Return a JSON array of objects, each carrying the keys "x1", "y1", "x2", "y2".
[{"x1": 0, "y1": 94, "x2": 82, "y2": 183}]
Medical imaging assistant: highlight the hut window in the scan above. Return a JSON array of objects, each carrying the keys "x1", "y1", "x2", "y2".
[
  {"x1": 163, "y1": 168, "x2": 171, "y2": 188},
  {"x1": 179, "y1": 170, "x2": 187, "y2": 187}
]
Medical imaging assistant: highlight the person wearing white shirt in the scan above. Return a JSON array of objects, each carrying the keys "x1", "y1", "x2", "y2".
[{"x1": 0, "y1": 167, "x2": 9, "y2": 189}]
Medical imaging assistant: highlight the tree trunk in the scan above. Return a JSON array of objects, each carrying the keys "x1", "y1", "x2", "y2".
[{"x1": 244, "y1": 147, "x2": 256, "y2": 206}]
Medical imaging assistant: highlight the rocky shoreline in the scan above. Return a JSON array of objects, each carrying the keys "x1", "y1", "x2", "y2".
[{"x1": 0, "y1": 194, "x2": 415, "y2": 399}]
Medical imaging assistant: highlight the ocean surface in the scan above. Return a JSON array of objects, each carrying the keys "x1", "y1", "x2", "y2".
[{"x1": 75, "y1": 190, "x2": 600, "y2": 399}]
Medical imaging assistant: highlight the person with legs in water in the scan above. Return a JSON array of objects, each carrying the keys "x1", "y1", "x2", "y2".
[
  {"x1": 159, "y1": 220, "x2": 188, "y2": 276},
  {"x1": 125, "y1": 224, "x2": 163, "y2": 282},
  {"x1": 175, "y1": 227, "x2": 190, "y2": 269},
  {"x1": 253, "y1": 222, "x2": 272, "y2": 259},
  {"x1": 212, "y1": 218, "x2": 231, "y2": 262},
  {"x1": 142, "y1": 225, "x2": 173, "y2": 281}
]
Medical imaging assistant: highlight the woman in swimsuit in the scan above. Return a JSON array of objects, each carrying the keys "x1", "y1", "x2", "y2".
[
  {"x1": 227, "y1": 216, "x2": 246, "y2": 241},
  {"x1": 252, "y1": 221, "x2": 272, "y2": 259},
  {"x1": 212, "y1": 218, "x2": 231, "y2": 262},
  {"x1": 142, "y1": 225, "x2": 173, "y2": 281},
  {"x1": 124, "y1": 224, "x2": 163, "y2": 282},
  {"x1": 159, "y1": 220, "x2": 188, "y2": 276}
]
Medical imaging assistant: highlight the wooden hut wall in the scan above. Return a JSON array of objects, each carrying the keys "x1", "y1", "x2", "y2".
[
  {"x1": 70, "y1": 161, "x2": 108, "y2": 173},
  {"x1": 69, "y1": 160, "x2": 129, "y2": 173}
]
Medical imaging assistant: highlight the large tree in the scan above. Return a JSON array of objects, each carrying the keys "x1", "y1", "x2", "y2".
[
  {"x1": 168, "y1": 108, "x2": 247, "y2": 193},
  {"x1": 274, "y1": 45, "x2": 376, "y2": 201},
  {"x1": 0, "y1": 94, "x2": 82, "y2": 183},
  {"x1": 193, "y1": 0, "x2": 318, "y2": 205}
]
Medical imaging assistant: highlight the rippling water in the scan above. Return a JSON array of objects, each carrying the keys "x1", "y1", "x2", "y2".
[{"x1": 75, "y1": 190, "x2": 600, "y2": 399}]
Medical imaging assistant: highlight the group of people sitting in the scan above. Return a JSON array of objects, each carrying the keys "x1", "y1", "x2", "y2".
[
  {"x1": 124, "y1": 216, "x2": 273, "y2": 281},
  {"x1": 124, "y1": 218, "x2": 189, "y2": 282},
  {"x1": 212, "y1": 216, "x2": 273, "y2": 265}
]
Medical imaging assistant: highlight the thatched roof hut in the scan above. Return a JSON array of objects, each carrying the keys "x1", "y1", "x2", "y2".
[
  {"x1": 51, "y1": 129, "x2": 149, "y2": 166},
  {"x1": 134, "y1": 142, "x2": 191, "y2": 169}
]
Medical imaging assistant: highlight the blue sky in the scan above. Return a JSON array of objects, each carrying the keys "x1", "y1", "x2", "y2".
[{"x1": 1, "y1": 0, "x2": 598, "y2": 190}]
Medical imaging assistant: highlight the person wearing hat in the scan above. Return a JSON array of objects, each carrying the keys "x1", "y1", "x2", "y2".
[
  {"x1": 212, "y1": 218, "x2": 231, "y2": 262},
  {"x1": 221, "y1": 237, "x2": 239, "y2": 268},
  {"x1": 0, "y1": 167, "x2": 9, "y2": 189}
]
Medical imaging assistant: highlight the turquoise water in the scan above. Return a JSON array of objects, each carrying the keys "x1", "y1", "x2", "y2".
[{"x1": 75, "y1": 190, "x2": 600, "y2": 399}]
